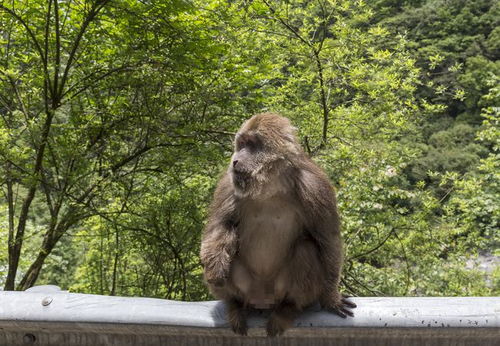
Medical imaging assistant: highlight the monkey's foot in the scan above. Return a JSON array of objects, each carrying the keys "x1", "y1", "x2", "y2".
[
  {"x1": 266, "y1": 315, "x2": 287, "y2": 337},
  {"x1": 227, "y1": 299, "x2": 248, "y2": 336},
  {"x1": 207, "y1": 277, "x2": 226, "y2": 287},
  {"x1": 322, "y1": 295, "x2": 357, "y2": 318},
  {"x1": 204, "y1": 266, "x2": 229, "y2": 287},
  {"x1": 266, "y1": 300, "x2": 298, "y2": 337},
  {"x1": 230, "y1": 317, "x2": 248, "y2": 336},
  {"x1": 342, "y1": 294, "x2": 357, "y2": 308}
]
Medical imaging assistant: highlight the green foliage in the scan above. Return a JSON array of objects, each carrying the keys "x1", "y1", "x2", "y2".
[
  {"x1": 375, "y1": 0, "x2": 498, "y2": 186},
  {"x1": 442, "y1": 79, "x2": 499, "y2": 250},
  {"x1": 69, "y1": 173, "x2": 215, "y2": 299}
]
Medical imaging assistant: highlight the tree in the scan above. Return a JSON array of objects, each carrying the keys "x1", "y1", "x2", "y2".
[
  {"x1": 0, "y1": 0, "x2": 234, "y2": 290},
  {"x1": 374, "y1": 0, "x2": 499, "y2": 189}
]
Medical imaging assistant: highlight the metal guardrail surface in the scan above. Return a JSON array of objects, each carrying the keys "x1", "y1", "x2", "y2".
[{"x1": 0, "y1": 285, "x2": 499, "y2": 345}]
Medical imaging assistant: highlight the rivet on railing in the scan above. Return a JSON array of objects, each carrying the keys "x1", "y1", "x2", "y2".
[
  {"x1": 41, "y1": 297, "x2": 53, "y2": 306},
  {"x1": 23, "y1": 333, "x2": 36, "y2": 344}
]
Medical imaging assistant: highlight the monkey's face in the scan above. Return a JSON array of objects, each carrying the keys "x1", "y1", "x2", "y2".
[
  {"x1": 230, "y1": 113, "x2": 301, "y2": 196},
  {"x1": 231, "y1": 131, "x2": 269, "y2": 191},
  {"x1": 230, "y1": 135, "x2": 292, "y2": 196}
]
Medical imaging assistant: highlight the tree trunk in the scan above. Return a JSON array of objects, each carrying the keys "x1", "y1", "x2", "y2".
[
  {"x1": 110, "y1": 229, "x2": 119, "y2": 296},
  {"x1": 17, "y1": 223, "x2": 67, "y2": 290},
  {"x1": 17, "y1": 247, "x2": 51, "y2": 291},
  {"x1": 314, "y1": 52, "x2": 329, "y2": 148},
  {"x1": 5, "y1": 170, "x2": 16, "y2": 291},
  {"x1": 4, "y1": 110, "x2": 54, "y2": 291}
]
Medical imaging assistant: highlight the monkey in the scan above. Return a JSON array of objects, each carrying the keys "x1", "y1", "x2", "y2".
[{"x1": 200, "y1": 112, "x2": 356, "y2": 337}]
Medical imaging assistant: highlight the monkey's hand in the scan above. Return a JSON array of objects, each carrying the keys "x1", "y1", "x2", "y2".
[
  {"x1": 201, "y1": 226, "x2": 238, "y2": 288},
  {"x1": 204, "y1": 262, "x2": 230, "y2": 287},
  {"x1": 320, "y1": 293, "x2": 357, "y2": 318}
]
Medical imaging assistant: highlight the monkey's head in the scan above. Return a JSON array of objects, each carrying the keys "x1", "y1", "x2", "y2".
[{"x1": 230, "y1": 113, "x2": 301, "y2": 196}]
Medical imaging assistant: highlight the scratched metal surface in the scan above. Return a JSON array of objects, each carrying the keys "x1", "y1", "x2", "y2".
[
  {"x1": 0, "y1": 285, "x2": 499, "y2": 345},
  {"x1": 1, "y1": 285, "x2": 498, "y2": 328}
]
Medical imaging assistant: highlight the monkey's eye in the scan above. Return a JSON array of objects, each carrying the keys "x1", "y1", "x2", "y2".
[{"x1": 237, "y1": 135, "x2": 261, "y2": 151}]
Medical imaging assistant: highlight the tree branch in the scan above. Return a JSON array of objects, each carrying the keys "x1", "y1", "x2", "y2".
[
  {"x1": 44, "y1": 0, "x2": 54, "y2": 103},
  {"x1": 261, "y1": 0, "x2": 313, "y2": 48},
  {"x1": 0, "y1": 5, "x2": 48, "y2": 78},
  {"x1": 63, "y1": 65, "x2": 135, "y2": 100},
  {"x1": 57, "y1": 0, "x2": 111, "y2": 97},
  {"x1": 53, "y1": 0, "x2": 61, "y2": 107}
]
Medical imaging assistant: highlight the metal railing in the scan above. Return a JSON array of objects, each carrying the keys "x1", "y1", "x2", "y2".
[{"x1": 0, "y1": 285, "x2": 498, "y2": 345}]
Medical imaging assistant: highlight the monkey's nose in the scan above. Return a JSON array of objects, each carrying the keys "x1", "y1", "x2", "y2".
[{"x1": 233, "y1": 160, "x2": 239, "y2": 167}]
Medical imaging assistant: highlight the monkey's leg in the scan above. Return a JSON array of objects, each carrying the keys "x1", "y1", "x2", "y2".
[
  {"x1": 226, "y1": 297, "x2": 248, "y2": 336},
  {"x1": 206, "y1": 258, "x2": 248, "y2": 301},
  {"x1": 230, "y1": 257, "x2": 253, "y2": 297},
  {"x1": 265, "y1": 240, "x2": 323, "y2": 337},
  {"x1": 266, "y1": 300, "x2": 299, "y2": 337},
  {"x1": 314, "y1": 234, "x2": 357, "y2": 318},
  {"x1": 281, "y1": 240, "x2": 325, "y2": 308}
]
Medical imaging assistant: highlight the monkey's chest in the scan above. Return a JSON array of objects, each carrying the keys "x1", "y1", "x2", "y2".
[{"x1": 237, "y1": 197, "x2": 302, "y2": 278}]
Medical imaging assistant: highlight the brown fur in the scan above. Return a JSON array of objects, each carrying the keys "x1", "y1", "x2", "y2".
[{"x1": 200, "y1": 112, "x2": 356, "y2": 336}]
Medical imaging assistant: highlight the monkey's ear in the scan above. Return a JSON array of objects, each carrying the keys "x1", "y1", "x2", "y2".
[
  {"x1": 284, "y1": 126, "x2": 298, "y2": 143},
  {"x1": 285, "y1": 143, "x2": 300, "y2": 156}
]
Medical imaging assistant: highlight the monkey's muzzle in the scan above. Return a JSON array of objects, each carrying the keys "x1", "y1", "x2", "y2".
[{"x1": 232, "y1": 170, "x2": 251, "y2": 189}]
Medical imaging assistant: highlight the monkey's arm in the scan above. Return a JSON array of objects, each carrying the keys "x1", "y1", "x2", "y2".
[
  {"x1": 200, "y1": 172, "x2": 238, "y2": 285},
  {"x1": 296, "y1": 165, "x2": 356, "y2": 317}
]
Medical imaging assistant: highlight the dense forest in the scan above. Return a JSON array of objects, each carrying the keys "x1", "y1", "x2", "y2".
[{"x1": 0, "y1": 0, "x2": 498, "y2": 299}]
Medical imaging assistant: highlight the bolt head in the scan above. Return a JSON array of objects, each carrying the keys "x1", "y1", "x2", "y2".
[
  {"x1": 41, "y1": 297, "x2": 53, "y2": 306},
  {"x1": 23, "y1": 333, "x2": 36, "y2": 344}
]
